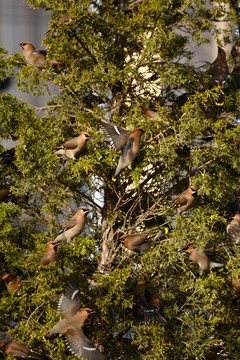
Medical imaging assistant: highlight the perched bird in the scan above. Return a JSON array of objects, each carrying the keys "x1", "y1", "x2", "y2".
[
  {"x1": 181, "y1": 244, "x2": 225, "y2": 275},
  {"x1": 54, "y1": 133, "x2": 91, "y2": 160},
  {"x1": 2, "y1": 274, "x2": 22, "y2": 294},
  {"x1": 47, "y1": 277, "x2": 105, "y2": 360},
  {"x1": 19, "y1": 42, "x2": 64, "y2": 67},
  {"x1": 211, "y1": 46, "x2": 228, "y2": 106},
  {"x1": 46, "y1": 12, "x2": 71, "y2": 37},
  {"x1": 231, "y1": 36, "x2": 240, "y2": 72},
  {"x1": 0, "y1": 340, "x2": 46, "y2": 360},
  {"x1": 54, "y1": 207, "x2": 89, "y2": 244},
  {"x1": 100, "y1": 120, "x2": 144, "y2": 181},
  {"x1": 175, "y1": 186, "x2": 198, "y2": 215},
  {"x1": 39, "y1": 241, "x2": 60, "y2": 265},
  {"x1": 226, "y1": 214, "x2": 240, "y2": 244},
  {"x1": 119, "y1": 229, "x2": 167, "y2": 253},
  {"x1": 132, "y1": 280, "x2": 167, "y2": 325}
]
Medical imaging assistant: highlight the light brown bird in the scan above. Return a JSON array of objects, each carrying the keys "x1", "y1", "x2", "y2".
[
  {"x1": 54, "y1": 133, "x2": 91, "y2": 160},
  {"x1": 119, "y1": 229, "x2": 167, "y2": 253},
  {"x1": 47, "y1": 278, "x2": 105, "y2": 360},
  {"x1": 54, "y1": 207, "x2": 90, "y2": 244},
  {"x1": 231, "y1": 36, "x2": 240, "y2": 71},
  {"x1": 175, "y1": 186, "x2": 198, "y2": 214},
  {"x1": 39, "y1": 241, "x2": 60, "y2": 265},
  {"x1": 19, "y1": 42, "x2": 64, "y2": 67},
  {"x1": 181, "y1": 244, "x2": 225, "y2": 275},
  {"x1": 100, "y1": 120, "x2": 144, "y2": 181},
  {"x1": 2, "y1": 274, "x2": 22, "y2": 294},
  {"x1": 0, "y1": 340, "x2": 46, "y2": 360},
  {"x1": 231, "y1": 277, "x2": 240, "y2": 302},
  {"x1": 226, "y1": 214, "x2": 240, "y2": 244},
  {"x1": 132, "y1": 280, "x2": 167, "y2": 325},
  {"x1": 211, "y1": 47, "x2": 228, "y2": 106}
]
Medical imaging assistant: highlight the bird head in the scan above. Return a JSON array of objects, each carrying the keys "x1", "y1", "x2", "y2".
[
  {"x1": 189, "y1": 186, "x2": 198, "y2": 196},
  {"x1": 79, "y1": 206, "x2": 90, "y2": 215},
  {"x1": 0, "y1": 343, "x2": 7, "y2": 350},
  {"x1": 2, "y1": 273, "x2": 11, "y2": 281},
  {"x1": 82, "y1": 132, "x2": 91, "y2": 141},
  {"x1": 19, "y1": 42, "x2": 33, "y2": 49},
  {"x1": 180, "y1": 244, "x2": 194, "y2": 254}
]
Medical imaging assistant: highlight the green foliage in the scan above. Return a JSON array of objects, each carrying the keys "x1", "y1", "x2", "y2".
[{"x1": 0, "y1": 0, "x2": 240, "y2": 359}]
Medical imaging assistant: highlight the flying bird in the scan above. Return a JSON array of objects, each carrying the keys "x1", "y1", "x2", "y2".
[
  {"x1": 39, "y1": 241, "x2": 60, "y2": 265},
  {"x1": 100, "y1": 120, "x2": 144, "y2": 181},
  {"x1": 54, "y1": 207, "x2": 89, "y2": 244},
  {"x1": 47, "y1": 277, "x2": 105, "y2": 360},
  {"x1": 54, "y1": 132, "x2": 91, "y2": 160},
  {"x1": 119, "y1": 228, "x2": 168, "y2": 253},
  {"x1": 226, "y1": 214, "x2": 240, "y2": 244},
  {"x1": 0, "y1": 340, "x2": 46, "y2": 360},
  {"x1": 19, "y1": 42, "x2": 64, "y2": 67},
  {"x1": 211, "y1": 46, "x2": 228, "y2": 106},
  {"x1": 2, "y1": 274, "x2": 22, "y2": 294},
  {"x1": 132, "y1": 280, "x2": 167, "y2": 325},
  {"x1": 175, "y1": 186, "x2": 198, "y2": 215},
  {"x1": 181, "y1": 244, "x2": 225, "y2": 275}
]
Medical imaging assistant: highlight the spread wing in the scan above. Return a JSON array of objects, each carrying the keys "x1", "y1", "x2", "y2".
[
  {"x1": 58, "y1": 277, "x2": 81, "y2": 318},
  {"x1": 65, "y1": 329, "x2": 105, "y2": 360},
  {"x1": 100, "y1": 121, "x2": 129, "y2": 151}
]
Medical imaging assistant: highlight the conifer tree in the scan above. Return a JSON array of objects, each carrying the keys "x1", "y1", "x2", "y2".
[{"x1": 0, "y1": 1, "x2": 240, "y2": 359}]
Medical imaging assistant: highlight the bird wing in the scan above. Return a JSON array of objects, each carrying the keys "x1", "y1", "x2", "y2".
[
  {"x1": 60, "y1": 138, "x2": 79, "y2": 150},
  {"x1": 63, "y1": 217, "x2": 77, "y2": 231},
  {"x1": 141, "y1": 304, "x2": 167, "y2": 325},
  {"x1": 58, "y1": 277, "x2": 81, "y2": 318},
  {"x1": 100, "y1": 121, "x2": 129, "y2": 151},
  {"x1": 65, "y1": 329, "x2": 105, "y2": 360},
  {"x1": 33, "y1": 49, "x2": 47, "y2": 56},
  {"x1": 122, "y1": 137, "x2": 134, "y2": 156}
]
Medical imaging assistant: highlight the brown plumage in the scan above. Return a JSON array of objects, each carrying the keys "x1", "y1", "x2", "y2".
[
  {"x1": 39, "y1": 241, "x2": 60, "y2": 265},
  {"x1": 231, "y1": 36, "x2": 240, "y2": 71},
  {"x1": 175, "y1": 186, "x2": 198, "y2": 214},
  {"x1": 2, "y1": 274, "x2": 22, "y2": 294},
  {"x1": 211, "y1": 47, "x2": 228, "y2": 106},
  {"x1": 119, "y1": 229, "x2": 165, "y2": 253},
  {"x1": 19, "y1": 42, "x2": 64, "y2": 67},
  {"x1": 100, "y1": 120, "x2": 144, "y2": 181},
  {"x1": 47, "y1": 278, "x2": 105, "y2": 360},
  {"x1": 0, "y1": 340, "x2": 46, "y2": 360},
  {"x1": 226, "y1": 214, "x2": 240, "y2": 244},
  {"x1": 0, "y1": 185, "x2": 12, "y2": 202},
  {"x1": 231, "y1": 278, "x2": 240, "y2": 301},
  {"x1": 54, "y1": 207, "x2": 89, "y2": 244},
  {"x1": 132, "y1": 280, "x2": 167, "y2": 325},
  {"x1": 54, "y1": 132, "x2": 91, "y2": 160},
  {"x1": 181, "y1": 244, "x2": 225, "y2": 275}
]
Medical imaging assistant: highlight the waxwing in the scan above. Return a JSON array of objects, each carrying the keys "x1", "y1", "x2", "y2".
[
  {"x1": 181, "y1": 244, "x2": 225, "y2": 275},
  {"x1": 0, "y1": 340, "x2": 46, "y2": 360},
  {"x1": 138, "y1": 105, "x2": 159, "y2": 118},
  {"x1": 119, "y1": 229, "x2": 167, "y2": 253},
  {"x1": 47, "y1": 277, "x2": 105, "y2": 360},
  {"x1": 226, "y1": 214, "x2": 240, "y2": 244},
  {"x1": 54, "y1": 132, "x2": 91, "y2": 160},
  {"x1": 175, "y1": 186, "x2": 198, "y2": 215},
  {"x1": 19, "y1": 42, "x2": 64, "y2": 67},
  {"x1": 39, "y1": 241, "x2": 60, "y2": 265},
  {"x1": 2, "y1": 274, "x2": 22, "y2": 294},
  {"x1": 211, "y1": 47, "x2": 228, "y2": 106},
  {"x1": 132, "y1": 280, "x2": 167, "y2": 325},
  {"x1": 54, "y1": 207, "x2": 89, "y2": 244},
  {"x1": 100, "y1": 120, "x2": 144, "y2": 181},
  {"x1": 0, "y1": 185, "x2": 12, "y2": 202}
]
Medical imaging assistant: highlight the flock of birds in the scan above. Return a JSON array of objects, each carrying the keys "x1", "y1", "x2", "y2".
[{"x1": 0, "y1": 10, "x2": 240, "y2": 360}]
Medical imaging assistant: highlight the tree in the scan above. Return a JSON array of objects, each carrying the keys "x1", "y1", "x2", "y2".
[{"x1": 0, "y1": 0, "x2": 240, "y2": 359}]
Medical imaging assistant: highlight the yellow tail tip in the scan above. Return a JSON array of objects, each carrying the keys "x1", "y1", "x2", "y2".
[
  {"x1": 112, "y1": 177, "x2": 117, "y2": 182},
  {"x1": 43, "y1": 335, "x2": 47, "y2": 342},
  {"x1": 164, "y1": 227, "x2": 168, "y2": 235}
]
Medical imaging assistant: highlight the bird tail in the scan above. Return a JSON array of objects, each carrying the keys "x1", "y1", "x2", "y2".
[
  {"x1": 54, "y1": 149, "x2": 65, "y2": 156},
  {"x1": 209, "y1": 261, "x2": 225, "y2": 270},
  {"x1": 142, "y1": 304, "x2": 167, "y2": 325},
  {"x1": 151, "y1": 228, "x2": 168, "y2": 240}
]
